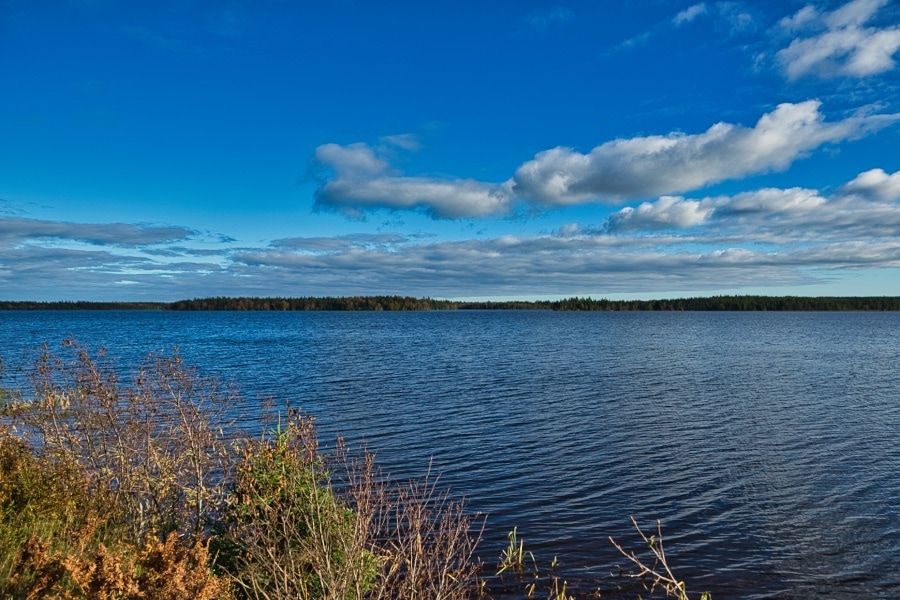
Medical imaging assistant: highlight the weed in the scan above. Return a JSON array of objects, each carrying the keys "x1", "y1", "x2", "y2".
[{"x1": 497, "y1": 526, "x2": 536, "y2": 575}]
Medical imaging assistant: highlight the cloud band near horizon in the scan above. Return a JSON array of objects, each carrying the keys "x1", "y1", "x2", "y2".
[{"x1": 3, "y1": 167, "x2": 898, "y2": 300}]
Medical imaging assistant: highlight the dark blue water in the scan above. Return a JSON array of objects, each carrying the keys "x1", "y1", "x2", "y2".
[{"x1": 1, "y1": 310, "x2": 899, "y2": 599}]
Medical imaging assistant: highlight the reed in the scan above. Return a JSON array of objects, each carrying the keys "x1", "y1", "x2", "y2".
[{"x1": 496, "y1": 527, "x2": 536, "y2": 575}]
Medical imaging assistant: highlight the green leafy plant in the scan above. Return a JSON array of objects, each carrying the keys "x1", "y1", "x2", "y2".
[
  {"x1": 217, "y1": 412, "x2": 379, "y2": 600},
  {"x1": 497, "y1": 526, "x2": 537, "y2": 575}
]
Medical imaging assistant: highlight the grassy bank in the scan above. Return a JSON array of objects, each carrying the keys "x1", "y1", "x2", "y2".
[{"x1": 0, "y1": 341, "x2": 706, "y2": 600}]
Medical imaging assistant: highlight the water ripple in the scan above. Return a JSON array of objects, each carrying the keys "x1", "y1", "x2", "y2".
[{"x1": 2, "y1": 310, "x2": 899, "y2": 598}]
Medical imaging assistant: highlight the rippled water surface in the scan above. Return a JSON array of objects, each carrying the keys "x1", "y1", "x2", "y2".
[{"x1": 2, "y1": 310, "x2": 899, "y2": 598}]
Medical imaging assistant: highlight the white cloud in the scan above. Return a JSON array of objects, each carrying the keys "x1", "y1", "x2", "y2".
[
  {"x1": 230, "y1": 222, "x2": 900, "y2": 298},
  {"x1": 313, "y1": 105, "x2": 898, "y2": 219},
  {"x1": 607, "y1": 196, "x2": 714, "y2": 231},
  {"x1": 673, "y1": 3, "x2": 707, "y2": 26},
  {"x1": 779, "y1": 5, "x2": 819, "y2": 30},
  {"x1": 777, "y1": 0, "x2": 900, "y2": 79},
  {"x1": 512, "y1": 101, "x2": 899, "y2": 205},
  {"x1": 6, "y1": 167, "x2": 899, "y2": 300},
  {"x1": 319, "y1": 176, "x2": 512, "y2": 220},
  {"x1": 315, "y1": 143, "x2": 389, "y2": 179},
  {"x1": 825, "y1": 0, "x2": 885, "y2": 28},
  {"x1": 716, "y1": 187, "x2": 826, "y2": 214},
  {"x1": 222, "y1": 167, "x2": 900, "y2": 298},
  {"x1": 715, "y1": 2, "x2": 755, "y2": 34},
  {"x1": 314, "y1": 142, "x2": 513, "y2": 219},
  {"x1": 273, "y1": 233, "x2": 410, "y2": 252},
  {"x1": 601, "y1": 169, "x2": 900, "y2": 248},
  {"x1": 839, "y1": 168, "x2": 900, "y2": 201},
  {"x1": 380, "y1": 134, "x2": 422, "y2": 152}
]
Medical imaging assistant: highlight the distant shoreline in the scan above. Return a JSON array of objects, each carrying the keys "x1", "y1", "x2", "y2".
[{"x1": 2, "y1": 295, "x2": 900, "y2": 311}]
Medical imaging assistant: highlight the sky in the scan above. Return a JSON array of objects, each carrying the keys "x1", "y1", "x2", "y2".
[{"x1": 2, "y1": 0, "x2": 900, "y2": 302}]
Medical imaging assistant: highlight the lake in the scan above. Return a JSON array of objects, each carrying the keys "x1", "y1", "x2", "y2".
[{"x1": 1, "y1": 310, "x2": 899, "y2": 599}]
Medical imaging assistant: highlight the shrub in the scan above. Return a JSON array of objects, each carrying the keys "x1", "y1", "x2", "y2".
[
  {"x1": 0, "y1": 426, "x2": 231, "y2": 600},
  {"x1": 217, "y1": 412, "x2": 380, "y2": 600},
  {"x1": 8, "y1": 340, "x2": 237, "y2": 543},
  {"x1": 2, "y1": 341, "x2": 486, "y2": 600}
]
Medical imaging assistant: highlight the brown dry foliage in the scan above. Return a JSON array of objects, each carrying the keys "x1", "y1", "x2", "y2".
[{"x1": 5, "y1": 531, "x2": 231, "y2": 600}]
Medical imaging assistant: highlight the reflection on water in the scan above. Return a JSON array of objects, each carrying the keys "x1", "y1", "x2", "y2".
[{"x1": 1, "y1": 310, "x2": 899, "y2": 598}]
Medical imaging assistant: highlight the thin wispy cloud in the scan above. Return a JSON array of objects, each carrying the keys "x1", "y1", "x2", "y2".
[
  {"x1": 521, "y1": 7, "x2": 574, "y2": 33},
  {"x1": 674, "y1": 3, "x2": 707, "y2": 27},
  {"x1": 612, "y1": 1, "x2": 752, "y2": 55},
  {"x1": 0, "y1": 218, "x2": 193, "y2": 246}
]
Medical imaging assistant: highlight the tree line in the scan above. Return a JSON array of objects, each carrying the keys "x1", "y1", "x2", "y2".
[{"x1": 3, "y1": 295, "x2": 900, "y2": 311}]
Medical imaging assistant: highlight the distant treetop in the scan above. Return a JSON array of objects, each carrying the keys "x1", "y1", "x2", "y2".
[{"x1": 2, "y1": 295, "x2": 899, "y2": 311}]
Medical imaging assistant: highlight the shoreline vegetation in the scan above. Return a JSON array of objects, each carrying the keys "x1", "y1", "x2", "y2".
[
  {"x1": 1, "y1": 294, "x2": 900, "y2": 311},
  {"x1": 1, "y1": 341, "x2": 706, "y2": 599}
]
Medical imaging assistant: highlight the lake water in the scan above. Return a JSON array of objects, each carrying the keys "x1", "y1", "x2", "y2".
[{"x1": 1, "y1": 310, "x2": 899, "y2": 599}]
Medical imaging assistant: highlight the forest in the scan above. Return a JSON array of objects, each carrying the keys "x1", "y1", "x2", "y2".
[{"x1": 2, "y1": 295, "x2": 900, "y2": 311}]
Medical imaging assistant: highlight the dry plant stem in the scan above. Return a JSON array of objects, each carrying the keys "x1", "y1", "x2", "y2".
[
  {"x1": 609, "y1": 516, "x2": 705, "y2": 600},
  {"x1": 14, "y1": 340, "x2": 238, "y2": 543},
  {"x1": 367, "y1": 463, "x2": 485, "y2": 600}
]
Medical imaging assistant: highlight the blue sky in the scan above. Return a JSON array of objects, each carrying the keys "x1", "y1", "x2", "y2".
[{"x1": 2, "y1": 0, "x2": 899, "y2": 301}]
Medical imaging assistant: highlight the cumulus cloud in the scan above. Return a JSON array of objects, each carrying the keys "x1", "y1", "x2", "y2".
[
  {"x1": 313, "y1": 104, "x2": 898, "y2": 219},
  {"x1": 777, "y1": 0, "x2": 900, "y2": 79},
  {"x1": 512, "y1": 101, "x2": 900, "y2": 205},
  {"x1": 838, "y1": 168, "x2": 900, "y2": 201},
  {"x1": 603, "y1": 169, "x2": 900, "y2": 246},
  {"x1": 313, "y1": 143, "x2": 513, "y2": 219},
  {"x1": 315, "y1": 143, "x2": 388, "y2": 180},
  {"x1": 673, "y1": 3, "x2": 707, "y2": 26},
  {"x1": 607, "y1": 196, "x2": 714, "y2": 231},
  {"x1": 715, "y1": 187, "x2": 826, "y2": 215}
]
